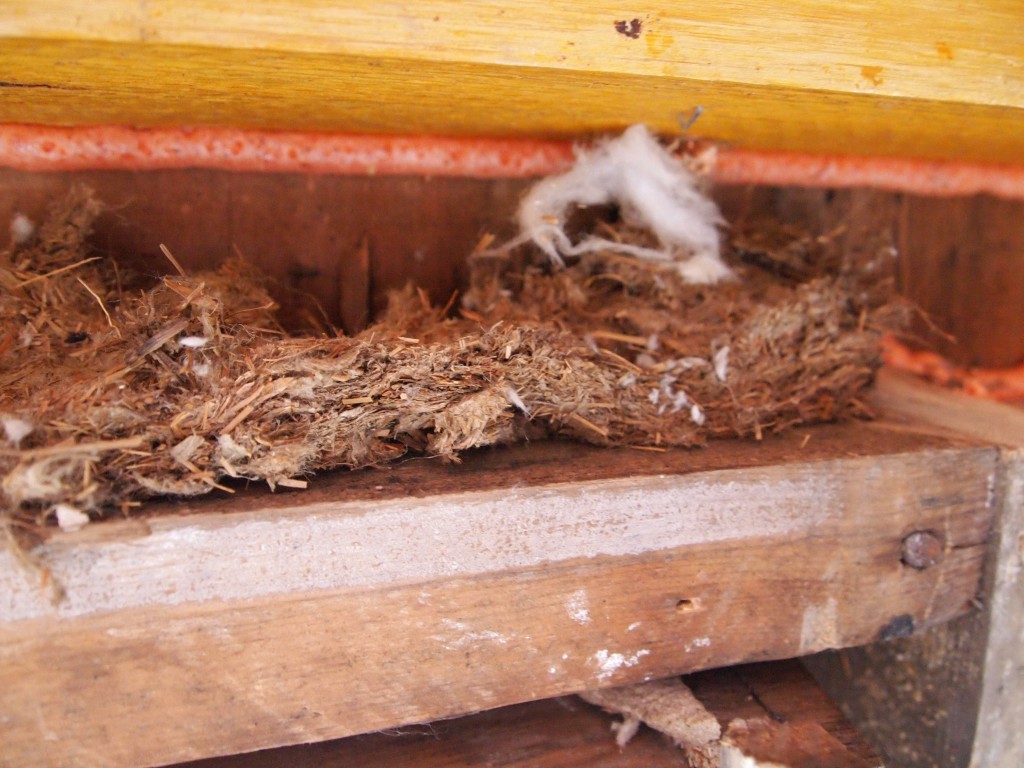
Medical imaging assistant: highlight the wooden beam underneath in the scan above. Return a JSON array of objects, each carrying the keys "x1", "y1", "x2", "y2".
[{"x1": 174, "y1": 660, "x2": 883, "y2": 767}]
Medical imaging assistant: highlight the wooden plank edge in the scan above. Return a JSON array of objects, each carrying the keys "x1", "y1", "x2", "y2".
[
  {"x1": 0, "y1": 443, "x2": 996, "y2": 766},
  {"x1": 0, "y1": 441, "x2": 996, "y2": 623},
  {"x1": 174, "y1": 660, "x2": 884, "y2": 768},
  {"x1": 969, "y1": 450, "x2": 1024, "y2": 767},
  {"x1": 0, "y1": 533, "x2": 986, "y2": 768},
  {"x1": 872, "y1": 369, "x2": 1024, "y2": 449}
]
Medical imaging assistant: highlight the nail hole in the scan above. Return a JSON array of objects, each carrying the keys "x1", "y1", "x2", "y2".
[{"x1": 675, "y1": 597, "x2": 702, "y2": 613}]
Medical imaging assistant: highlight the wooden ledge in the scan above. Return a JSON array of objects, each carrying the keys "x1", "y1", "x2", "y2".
[
  {"x1": 0, "y1": 420, "x2": 992, "y2": 623},
  {"x1": 0, "y1": 383, "x2": 1002, "y2": 766}
]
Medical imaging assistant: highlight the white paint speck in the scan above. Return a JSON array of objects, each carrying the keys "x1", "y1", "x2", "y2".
[
  {"x1": 592, "y1": 648, "x2": 650, "y2": 681},
  {"x1": 684, "y1": 636, "x2": 711, "y2": 652},
  {"x1": 438, "y1": 618, "x2": 510, "y2": 650},
  {"x1": 567, "y1": 589, "x2": 591, "y2": 625},
  {"x1": 627, "y1": 621, "x2": 641, "y2": 632}
]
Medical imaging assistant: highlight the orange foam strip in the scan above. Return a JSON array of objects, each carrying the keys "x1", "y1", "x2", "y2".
[
  {"x1": 882, "y1": 336, "x2": 1024, "y2": 404},
  {"x1": 0, "y1": 124, "x2": 575, "y2": 179},
  {"x1": 713, "y1": 150, "x2": 1024, "y2": 200},
  {"x1": 2, "y1": 124, "x2": 1024, "y2": 199}
]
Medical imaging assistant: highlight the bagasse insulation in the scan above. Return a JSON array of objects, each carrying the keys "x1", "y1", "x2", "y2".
[{"x1": 0, "y1": 186, "x2": 904, "y2": 527}]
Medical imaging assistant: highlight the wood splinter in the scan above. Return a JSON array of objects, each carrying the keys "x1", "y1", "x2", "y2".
[
  {"x1": 720, "y1": 718, "x2": 882, "y2": 768},
  {"x1": 582, "y1": 661, "x2": 886, "y2": 767},
  {"x1": 579, "y1": 677, "x2": 721, "y2": 762}
]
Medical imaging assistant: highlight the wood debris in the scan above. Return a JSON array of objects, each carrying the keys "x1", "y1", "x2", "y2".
[{"x1": 580, "y1": 678, "x2": 721, "y2": 762}]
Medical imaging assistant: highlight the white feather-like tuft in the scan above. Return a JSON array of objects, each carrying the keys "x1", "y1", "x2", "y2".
[
  {"x1": 513, "y1": 124, "x2": 731, "y2": 284},
  {"x1": 9, "y1": 213, "x2": 35, "y2": 245},
  {"x1": 504, "y1": 386, "x2": 532, "y2": 417},
  {"x1": 713, "y1": 345, "x2": 730, "y2": 382},
  {"x1": 2, "y1": 416, "x2": 34, "y2": 446},
  {"x1": 611, "y1": 715, "x2": 643, "y2": 748},
  {"x1": 690, "y1": 403, "x2": 706, "y2": 426}
]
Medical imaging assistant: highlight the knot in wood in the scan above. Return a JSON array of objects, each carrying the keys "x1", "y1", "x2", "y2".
[{"x1": 900, "y1": 530, "x2": 944, "y2": 569}]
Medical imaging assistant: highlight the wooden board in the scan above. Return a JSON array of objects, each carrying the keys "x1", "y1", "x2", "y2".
[
  {"x1": 175, "y1": 695, "x2": 688, "y2": 768},
  {"x1": 897, "y1": 196, "x2": 1024, "y2": 368},
  {"x1": 0, "y1": 409, "x2": 999, "y2": 767},
  {"x1": 686, "y1": 661, "x2": 883, "y2": 767},
  {"x1": 174, "y1": 660, "x2": 879, "y2": 767},
  {"x1": 2, "y1": 2, "x2": 1023, "y2": 163}
]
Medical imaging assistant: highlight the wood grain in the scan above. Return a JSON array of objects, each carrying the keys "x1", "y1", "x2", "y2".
[
  {"x1": 0, "y1": 168, "x2": 526, "y2": 331},
  {"x1": 971, "y1": 451, "x2": 1024, "y2": 768},
  {"x1": 0, "y1": 417, "x2": 998, "y2": 767},
  {"x1": 174, "y1": 661, "x2": 878, "y2": 767},
  {"x1": 897, "y1": 195, "x2": 1024, "y2": 368},
  {"x1": 1, "y1": 2, "x2": 1023, "y2": 163},
  {"x1": 177, "y1": 695, "x2": 689, "y2": 768},
  {"x1": 687, "y1": 661, "x2": 882, "y2": 767},
  {"x1": 871, "y1": 369, "x2": 1024, "y2": 449}
]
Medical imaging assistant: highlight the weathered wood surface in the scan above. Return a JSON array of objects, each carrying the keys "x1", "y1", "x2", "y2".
[
  {"x1": 2, "y1": 2, "x2": 1023, "y2": 163},
  {"x1": 178, "y1": 660, "x2": 879, "y2": 767},
  {"x1": 686, "y1": 662, "x2": 882, "y2": 767},
  {"x1": 970, "y1": 450, "x2": 1024, "y2": 768},
  {"x1": 807, "y1": 372, "x2": 1024, "y2": 768},
  {"x1": 871, "y1": 369, "x2": 1024, "y2": 448},
  {"x1": 0, "y1": 414, "x2": 998, "y2": 767},
  {"x1": 897, "y1": 197, "x2": 1024, "y2": 368},
  {"x1": 178, "y1": 695, "x2": 688, "y2": 768}
]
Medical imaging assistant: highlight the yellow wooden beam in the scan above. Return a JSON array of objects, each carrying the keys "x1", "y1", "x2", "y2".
[{"x1": 2, "y1": 1, "x2": 1022, "y2": 163}]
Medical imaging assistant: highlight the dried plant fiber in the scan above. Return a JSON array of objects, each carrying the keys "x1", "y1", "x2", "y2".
[{"x1": 0, "y1": 186, "x2": 903, "y2": 528}]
